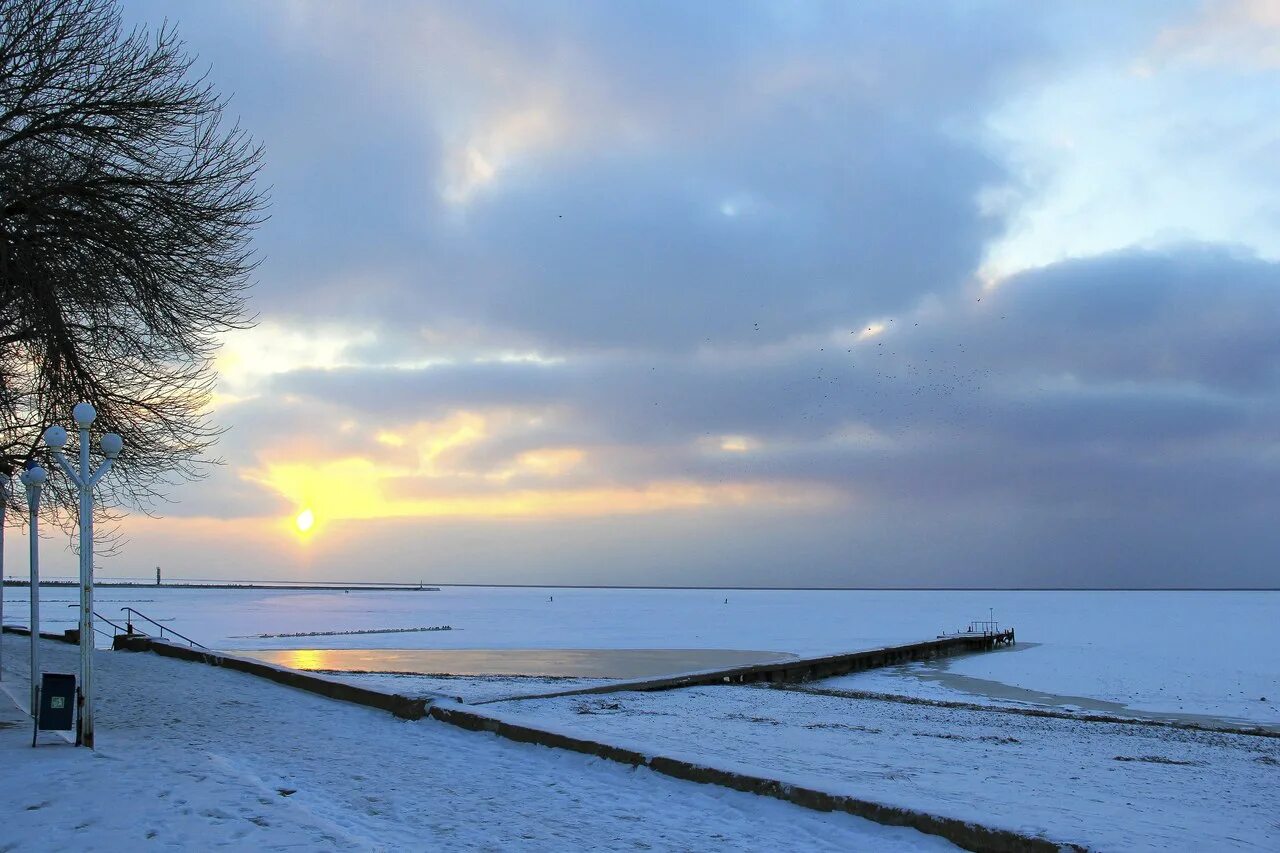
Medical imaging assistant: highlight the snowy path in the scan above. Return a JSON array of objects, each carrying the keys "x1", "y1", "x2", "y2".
[
  {"x1": 0, "y1": 636, "x2": 952, "y2": 851},
  {"x1": 496, "y1": 684, "x2": 1280, "y2": 850}
]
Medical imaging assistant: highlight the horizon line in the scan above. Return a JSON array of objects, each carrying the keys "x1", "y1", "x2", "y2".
[{"x1": 3, "y1": 576, "x2": 1277, "y2": 592}]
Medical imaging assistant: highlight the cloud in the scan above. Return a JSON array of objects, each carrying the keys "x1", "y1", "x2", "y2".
[
  {"x1": 93, "y1": 1, "x2": 1280, "y2": 587},
  {"x1": 142, "y1": 0, "x2": 1063, "y2": 348},
  {"x1": 1153, "y1": 0, "x2": 1280, "y2": 70},
  {"x1": 947, "y1": 246, "x2": 1280, "y2": 390},
  {"x1": 246, "y1": 246, "x2": 1280, "y2": 528}
]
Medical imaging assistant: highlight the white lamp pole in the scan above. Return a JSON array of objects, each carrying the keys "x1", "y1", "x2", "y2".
[
  {"x1": 45, "y1": 403, "x2": 121, "y2": 749},
  {"x1": 19, "y1": 464, "x2": 46, "y2": 713}
]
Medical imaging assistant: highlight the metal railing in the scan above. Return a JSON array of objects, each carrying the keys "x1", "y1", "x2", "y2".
[
  {"x1": 67, "y1": 604, "x2": 128, "y2": 643},
  {"x1": 120, "y1": 607, "x2": 207, "y2": 649}
]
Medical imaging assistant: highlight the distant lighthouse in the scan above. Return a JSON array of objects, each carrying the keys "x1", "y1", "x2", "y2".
[{"x1": 156, "y1": 566, "x2": 161, "y2": 586}]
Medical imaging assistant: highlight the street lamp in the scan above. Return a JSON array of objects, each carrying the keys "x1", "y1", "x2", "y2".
[
  {"x1": 44, "y1": 403, "x2": 121, "y2": 749},
  {"x1": 18, "y1": 462, "x2": 46, "y2": 713}
]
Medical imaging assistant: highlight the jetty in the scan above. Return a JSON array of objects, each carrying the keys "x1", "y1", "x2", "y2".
[{"x1": 476, "y1": 628, "x2": 1016, "y2": 702}]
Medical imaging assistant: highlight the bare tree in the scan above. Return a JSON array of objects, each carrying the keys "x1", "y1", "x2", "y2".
[{"x1": 0, "y1": 0, "x2": 264, "y2": 531}]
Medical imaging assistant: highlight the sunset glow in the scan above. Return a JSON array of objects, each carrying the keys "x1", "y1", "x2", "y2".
[{"x1": 251, "y1": 455, "x2": 838, "y2": 528}]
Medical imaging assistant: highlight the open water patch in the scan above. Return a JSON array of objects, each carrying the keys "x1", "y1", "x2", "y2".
[{"x1": 225, "y1": 647, "x2": 797, "y2": 679}]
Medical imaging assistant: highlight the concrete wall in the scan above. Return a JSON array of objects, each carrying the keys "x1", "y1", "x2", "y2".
[{"x1": 1, "y1": 624, "x2": 79, "y2": 644}]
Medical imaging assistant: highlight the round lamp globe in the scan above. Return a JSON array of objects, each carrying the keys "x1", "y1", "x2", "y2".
[
  {"x1": 73, "y1": 402, "x2": 97, "y2": 428},
  {"x1": 100, "y1": 433, "x2": 123, "y2": 458},
  {"x1": 44, "y1": 424, "x2": 68, "y2": 449}
]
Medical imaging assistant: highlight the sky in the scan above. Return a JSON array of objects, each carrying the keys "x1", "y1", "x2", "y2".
[{"x1": 23, "y1": 0, "x2": 1280, "y2": 588}]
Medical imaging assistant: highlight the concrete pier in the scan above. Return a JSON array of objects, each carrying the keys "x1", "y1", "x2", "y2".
[
  {"x1": 480, "y1": 629, "x2": 1016, "y2": 703},
  {"x1": 713, "y1": 630, "x2": 1016, "y2": 686}
]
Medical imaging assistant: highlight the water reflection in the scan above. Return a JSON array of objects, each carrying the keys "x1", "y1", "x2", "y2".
[{"x1": 228, "y1": 648, "x2": 796, "y2": 679}]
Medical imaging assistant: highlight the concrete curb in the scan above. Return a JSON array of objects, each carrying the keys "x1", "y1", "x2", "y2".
[{"x1": 2, "y1": 624, "x2": 79, "y2": 644}]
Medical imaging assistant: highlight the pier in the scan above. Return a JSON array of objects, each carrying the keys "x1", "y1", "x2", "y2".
[
  {"x1": 477, "y1": 629, "x2": 1017, "y2": 703},
  {"x1": 712, "y1": 629, "x2": 1016, "y2": 686}
]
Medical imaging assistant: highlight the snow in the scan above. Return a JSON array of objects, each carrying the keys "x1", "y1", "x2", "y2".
[
  {"x1": 486, "y1": 684, "x2": 1280, "y2": 851},
  {"x1": 3, "y1": 586, "x2": 1277, "y2": 849},
  {"x1": 0, "y1": 634, "x2": 953, "y2": 851},
  {"x1": 7, "y1": 586, "x2": 1274, "y2": 726},
  {"x1": 816, "y1": 653, "x2": 1280, "y2": 732}
]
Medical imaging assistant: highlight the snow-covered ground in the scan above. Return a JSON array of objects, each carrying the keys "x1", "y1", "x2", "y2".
[
  {"x1": 4, "y1": 585, "x2": 1278, "y2": 850},
  {"x1": 6, "y1": 586, "x2": 1278, "y2": 725},
  {"x1": 0, "y1": 635, "x2": 952, "y2": 852},
  {"x1": 817, "y1": 648, "x2": 1280, "y2": 731},
  {"x1": 487, "y1": 684, "x2": 1280, "y2": 851}
]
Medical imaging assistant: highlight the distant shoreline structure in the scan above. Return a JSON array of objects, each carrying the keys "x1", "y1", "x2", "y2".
[
  {"x1": 1, "y1": 579, "x2": 1275, "y2": 592},
  {"x1": 2, "y1": 580, "x2": 439, "y2": 591}
]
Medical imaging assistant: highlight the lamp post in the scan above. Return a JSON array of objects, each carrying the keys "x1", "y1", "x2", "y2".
[
  {"x1": 45, "y1": 403, "x2": 121, "y2": 749},
  {"x1": 18, "y1": 463, "x2": 46, "y2": 713}
]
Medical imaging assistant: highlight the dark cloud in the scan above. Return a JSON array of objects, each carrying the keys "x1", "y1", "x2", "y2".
[
  {"x1": 975, "y1": 246, "x2": 1280, "y2": 390},
  {"x1": 275, "y1": 242, "x2": 1280, "y2": 453}
]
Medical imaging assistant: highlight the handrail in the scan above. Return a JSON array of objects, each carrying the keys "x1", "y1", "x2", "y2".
[
  {"x1": 120, "y1": 607, "x2": 207, "y2": 649},
  {"x1": 67, "y1": 604, "x2": 129, "y2": 636}
]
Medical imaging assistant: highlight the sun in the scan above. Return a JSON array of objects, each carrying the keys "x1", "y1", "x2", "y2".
[{"x1": 294, "y1": 508, "x2": 315, "y2": 533}]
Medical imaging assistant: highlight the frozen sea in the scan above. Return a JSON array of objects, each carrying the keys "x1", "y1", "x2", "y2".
[{"x1": 4, "y1": 585, "x2": 1278, "y2": 725}]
